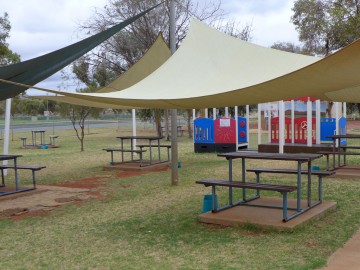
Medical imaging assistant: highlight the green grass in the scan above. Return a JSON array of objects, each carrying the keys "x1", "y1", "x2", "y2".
[{"x1": 0, "y1": 126, "x2": 359, "y2": 269}]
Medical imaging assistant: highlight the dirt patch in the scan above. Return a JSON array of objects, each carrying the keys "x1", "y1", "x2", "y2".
[
  {"x1": 115, "y1": 166, "x2": 168, "y2": 178},
  {"x1": 0, "y1": 167, "x2": 169, "y2": 221},
  {"x1": 0, "y1": 176, "x2": 111, "y2": 220},
  {"x1": 346, "y1": 120, "x2": 360, "y2": 131}
]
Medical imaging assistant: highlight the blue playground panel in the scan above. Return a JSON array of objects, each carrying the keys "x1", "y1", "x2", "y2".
[
  {"x1": 194, "y1": 118, "x2": 214, "y2": 143},
  {"x1": 238, "y1": 117, "x2": 247, "y2": 143},
  {"x1": 339, "y1": 117, "x2": 347, "y2": 145},
  {"x1": 320, "y1": 117, "x2": 347, "y2": 145},
  {"x1": 320, "y1": 118, "x2": 336, "y2": 141}
]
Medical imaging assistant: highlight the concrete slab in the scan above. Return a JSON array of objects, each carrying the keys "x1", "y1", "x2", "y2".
[
  {"x1": 103, "y1": 161, "x2": 170, "y2": 171},
  {"x1": 198, "y1": 197, "x2": 336, "y2": 230},
  {"x1": 321, "y1": 229, "x2": 360, "y2": 270}
]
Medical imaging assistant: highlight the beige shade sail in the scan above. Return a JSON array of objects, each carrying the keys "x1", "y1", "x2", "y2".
[
  {"x1": 24, "y1": 19, "x2": 360, "y2": 108},
  {"x1": 33, "y1": 34, "x2": 171, "y2": 108}
]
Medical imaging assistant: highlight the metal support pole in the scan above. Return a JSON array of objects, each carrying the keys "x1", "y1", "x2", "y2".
[
  {"x1": 258, "y1": 104, "x2": 261, "y2": 145},
  {"x1": 307, "y1": 99, "x2": 312, "y2": 147},
  {"x1": 170, "y1": 0, "x2": 178, "y2": 185},
  {"x1": 132, "y1": 109, "x2": 137, "y2": 150},
  {"x1": 235, "y1": 106, "x2": 238, "y2": 150},
  {"x1": 246, "y1": 105, "x2": 250, "y2": 147},
  {"x1": 291, "y1": 100, "x2": 295, "y2": 144},
  {"x1": 316, "y1": 100, "x2": 321, "y2": 144},
  {"x1": 3, "y1": 98, "x2": 11, "y2": 176},
  {"x1": 279, "y1": 100, "x2": 285, "y2": 153},
  {"x1": 297, "y1": 161, "x2": 302, "y2": 211},
  {"x1": 229, "y1": 158, "x2": 233, "y2": 205}
]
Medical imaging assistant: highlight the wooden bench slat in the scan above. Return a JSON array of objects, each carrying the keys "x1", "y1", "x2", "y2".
[
  {"x1": 246, "y1": 168, "x2": 335, "y2": 176},
  {"x1": 0, "y1": 165, "x2": 46, "y2": 171},
  {"x1": 102, "y1": 148, "x2": 146, "y2": 153},
  {"x1": 137, "y1": 144, "x2": 171, "y2": 148},
  {"x1": 318, "y1": 151, "x2": 360, "y2": 156},
  {"x1": 196, "y1": 179, "x2": 297, "y2": 192}
]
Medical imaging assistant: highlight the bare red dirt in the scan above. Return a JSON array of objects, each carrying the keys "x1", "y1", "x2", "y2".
[{"x1": 2, "y1": 167, "x2": 168, "y2": 221}]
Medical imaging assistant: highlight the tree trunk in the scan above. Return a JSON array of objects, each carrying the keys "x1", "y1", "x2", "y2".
[
  {"x1": 80, "y1": 124, "x2": 85, "y2": 152},
  {"x1": 186, "y1": 109, "x2": 192, "y2": 138},
  {"x1": 155, "y1": 117, "x2": 162, "y2": 137},
  {"x1": 165, "y1": 110, "x2": 170, "y2": 140},
  {"x1": 326, "y1": 102, "x2": 333, "y2": 118}
]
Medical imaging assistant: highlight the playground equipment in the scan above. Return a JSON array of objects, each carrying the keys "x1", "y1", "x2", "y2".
[{"x1": 194, "y1": 117, "x2": 248, "y2": 153}]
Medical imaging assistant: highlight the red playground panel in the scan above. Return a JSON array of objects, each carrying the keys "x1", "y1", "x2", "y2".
[
  {"x1": 214, "y1": 118, "x2": 236, "y2": 144},
  {"x1": 271, "y1": 116, "x2": 316, "y2": 143}
]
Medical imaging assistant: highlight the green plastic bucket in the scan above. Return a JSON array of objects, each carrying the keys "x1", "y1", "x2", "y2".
[{"x1": 202, "y1": 194, "x2": 218, "y2": 213}]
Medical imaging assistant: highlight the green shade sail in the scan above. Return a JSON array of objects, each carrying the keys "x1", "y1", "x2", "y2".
[{"x1": 0, "y1": 3, "x2": 162, "y2": 100}]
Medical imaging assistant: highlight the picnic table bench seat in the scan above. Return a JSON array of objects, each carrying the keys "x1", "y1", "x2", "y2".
[
  {"x1": 20, "y1": 137, "x2": 28, "y2": 147},
  {"x1": 0, "y1": 164, "x2": 46, "y2": 191},
  {"x1": 339, "y1": 146, "x2": 360, "y2": 149},
  {"x1": 196, "y1": 178, "x2": 297, "y2": 192},
  {"x1": 246, "y1": 168, "x2": 335, "y2": 177},
  {"x1": 103, "y1": 148, "x2": 146, "y2": 164},
  {"x1": 137, "y1": 144, "x2": 171, "y2": 161},
  {"x1": 318, "y1": 150, "x2": 360, "y2": 170},
  {"x1": 137, "y1": 144, "x2": 171, "y2": 148},
  {"x1": 196, "y1": 178, "x2": 297, "y2": 222},
  {"x1": 246, "y1": 167, "x2": 334, "y2": 205},
  {"x1": 102, "y1": 148, "x2": 146, "y2": 154},
  {"x1": 49, "y1": 135, "x2": 59, "y2": 145}
]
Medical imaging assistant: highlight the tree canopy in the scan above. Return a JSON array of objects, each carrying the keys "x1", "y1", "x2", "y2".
[
  {"x1": 74, "y1": 0, "x2": 251, "y2": 86},
  {"x1": 291, "y1": 0, "x2": 360, "y2": 56},
  {"x1": 0, "y1": 12, "x2": 20, "y2": 66}
]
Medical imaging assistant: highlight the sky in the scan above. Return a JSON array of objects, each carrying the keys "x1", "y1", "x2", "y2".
[{"x1": 1, "y1": 0, "x2": 300, "y2": 95}]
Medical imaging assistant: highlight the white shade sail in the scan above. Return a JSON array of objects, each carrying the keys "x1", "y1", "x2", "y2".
[
  {"x1": 33, "y1": 34, "x2": 171, "y2": 109},
  {"x1": 18, "y1": 19, "x2": 360, "y2": 108}
]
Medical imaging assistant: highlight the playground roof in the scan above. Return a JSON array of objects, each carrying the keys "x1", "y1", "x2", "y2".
[{"x1": 8, "y1": 19, "x2": 360, "y2": 108}]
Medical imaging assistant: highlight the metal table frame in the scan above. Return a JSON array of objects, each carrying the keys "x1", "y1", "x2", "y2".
[
  {"x1": 31, "y1": 130, "x2": 46, "y2": 146},
  {"x1": 216, "y1": 151, "x2": 323, "y2": 221},
  {"x1": 116, "y1": 136, "x2": 165, "y2": 167},
  {"x1": 327, "y1": 134, "x2": 360, "y2": 169},
  {"x1": 0, "y1": 154, "x2": 25, "y2": 195}
]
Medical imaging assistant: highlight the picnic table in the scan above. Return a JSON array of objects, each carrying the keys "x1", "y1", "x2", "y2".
[
  {"x1": 20, "y1": 130, "x2": 59, "y2": 148},
  {"x1": 0, "y1": 154, "x2": 45, "y2": 195},
  {"x1": 31, "y1": 130, "x2": 46, "y2": 145},
  {"x1": 104, "y1": 135, "x2": 170, "y2": 167},
  {"x1": 322, "y1": 134, "x2": 360, "y2": 169},
  {"x1": 196, "y1": 151, "x2": 334, "y2": 222},
  {"x1": 161, "y1": 126, "x2": 185, "y2": 137}
]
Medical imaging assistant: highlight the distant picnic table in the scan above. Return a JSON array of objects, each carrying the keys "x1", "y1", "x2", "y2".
[
  {"x1": 103, "y1": 135, "x2": 171, "y2": 167},
  {"x1": 20, "y1": 130, "x2": 59, "y2": 148},
  {"x1": 323, "y1": 134, "x2": 360, "y2": 169},
  {"x1": 161, "y1": 126, "x2": 185, "y2": 137}
]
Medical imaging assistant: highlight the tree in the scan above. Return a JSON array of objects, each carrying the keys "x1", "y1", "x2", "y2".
[
  {"x1": 57, "y1": 68, "x2": 103, "y2": 152},
  {"x1": 78, "y1": 0, "x2": 227, "y2": 76},
  {"x1": 291, "y1": 0, "x2": 360, "y2": 56},
  {"x1": 0, "y1": 12, "x2": 20, "y2": 66},
  {"x1": 57, "y1": 88, "x2": 102, "y2": 152},
  {"x1": 137, "y1": 108, "x2": 163, "y2": 137},
  {"x1": 271, "y1": 41, "x2": 310, "y2": 55},
  {"x1": 291, "y1": 0, "x2": 360, "y2": 115}
]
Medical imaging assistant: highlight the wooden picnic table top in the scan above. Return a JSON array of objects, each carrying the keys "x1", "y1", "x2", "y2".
[
  {"x1": 217, "y1": 151, "x2": 323, "y2": 161},
  {"x1": 0, "y1": 154, "x2": 22, "y2": 161}
]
